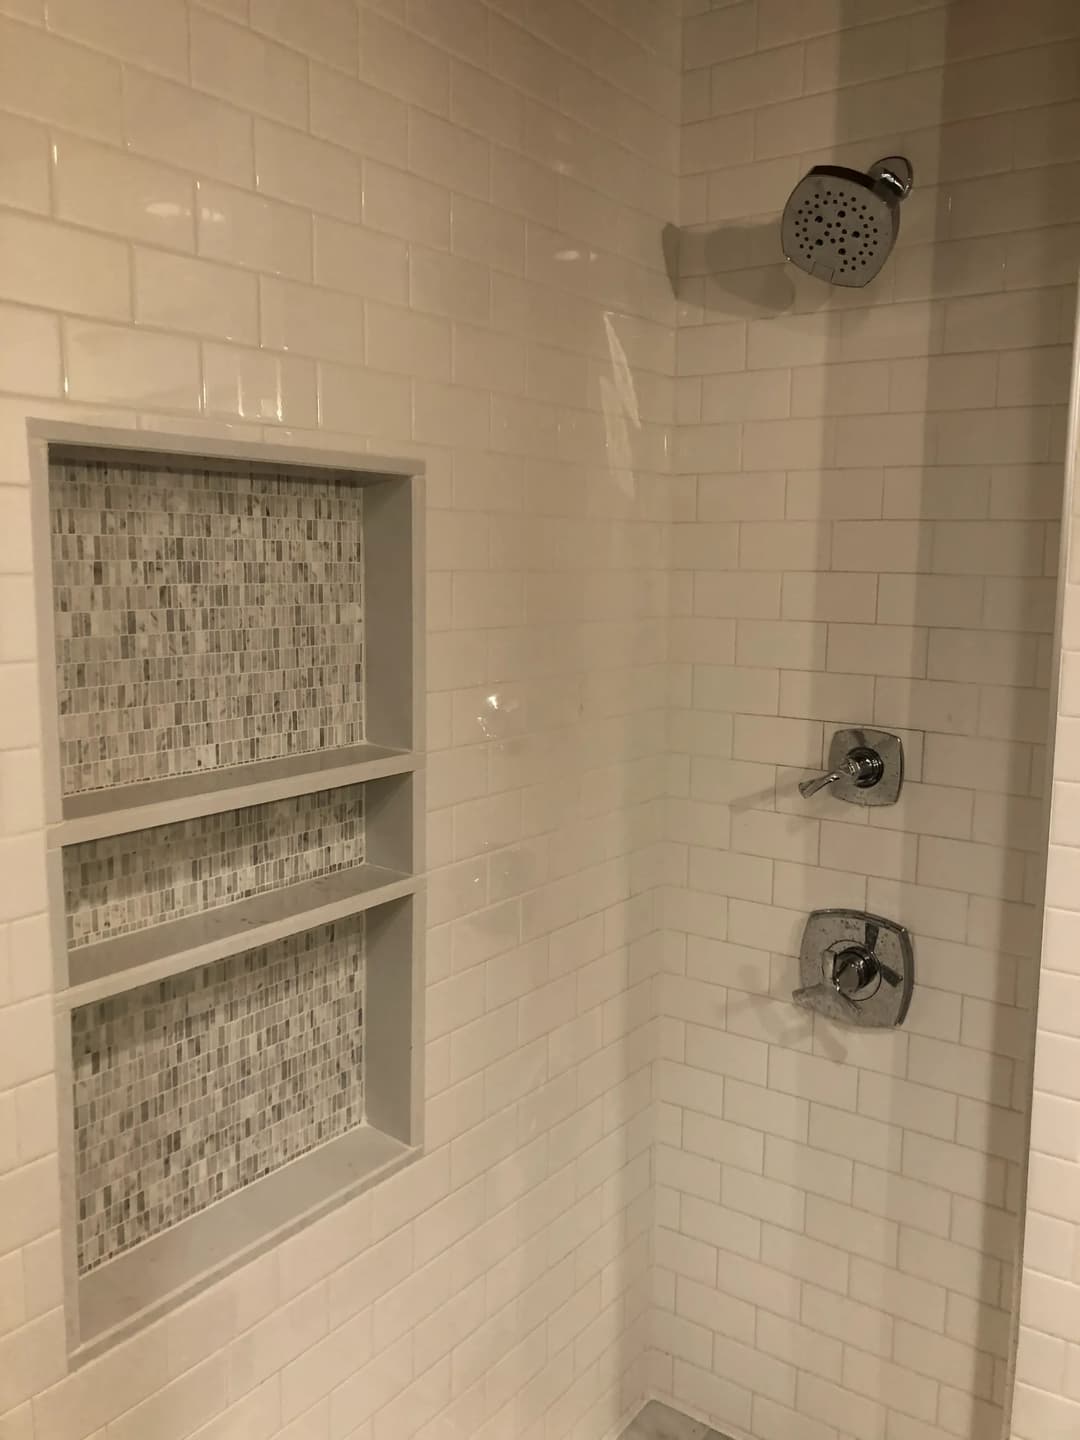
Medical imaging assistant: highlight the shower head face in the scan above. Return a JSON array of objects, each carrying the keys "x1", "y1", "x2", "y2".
[{"x1": 781, "y1": 165, "x2": 901, "y2": 288}]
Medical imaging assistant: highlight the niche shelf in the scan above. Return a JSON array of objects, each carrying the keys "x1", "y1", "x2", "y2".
[
  {"x1": 62, "y1": 860, "x2": 416, "y2": 1007},
  {"x1": 54, "y1": 740, "x2": 416, "y2": 846},
  {"x1": 28, "y1": 422, "x2": 425, "y2": 1360}
]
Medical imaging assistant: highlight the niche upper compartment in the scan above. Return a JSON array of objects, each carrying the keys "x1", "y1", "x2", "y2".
[{"x1": 31, "y1": 423, "x2": 421, "y2": 844}]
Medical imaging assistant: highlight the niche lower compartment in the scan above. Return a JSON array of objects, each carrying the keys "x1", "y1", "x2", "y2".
[
  {"x1": 78, "y1": 1124, "x2": 414, "y2": 1357},
  {"x1": 67, "y1": 895, "x2": 420, "y2": 1359},
  {"x1": 74, "y1": 917, "x2": 367, "y2": 1274}
]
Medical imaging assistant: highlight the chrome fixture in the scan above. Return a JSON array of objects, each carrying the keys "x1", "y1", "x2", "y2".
[
  {"x1": 799, "y1": 727, "x2": 903, "y2": 807},
  {"x1": 793, "y1": 909, "x2": 914, "y2": 1028},
  {"x1": 781, "y1": 155, "x2": 914, "y2": 288}
]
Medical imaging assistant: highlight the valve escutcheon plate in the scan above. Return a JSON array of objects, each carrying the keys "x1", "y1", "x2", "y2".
[
  {"x1": 794, "y1": 908, "x2": 914, "y2": 1028},
  {"x1": 824, "y1": 727, "x2": 903, "y2": 806}
]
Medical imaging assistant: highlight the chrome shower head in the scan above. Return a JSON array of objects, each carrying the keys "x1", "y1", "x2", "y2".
[{"x1": 781, "y1": 155, "x2": 913, "y2": 288}]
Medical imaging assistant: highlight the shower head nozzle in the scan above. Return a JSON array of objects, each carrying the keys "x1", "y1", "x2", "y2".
[{"x1": 781, "y1": 155, "x2": 913, "y2": 288}]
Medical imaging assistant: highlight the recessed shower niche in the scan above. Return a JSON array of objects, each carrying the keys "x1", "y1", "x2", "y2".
[{"x1": 28, "y1": 422, "x2": 424, "y2": 1359}]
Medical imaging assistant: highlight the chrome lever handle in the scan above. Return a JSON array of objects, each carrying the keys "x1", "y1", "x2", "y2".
[
  {"x1": 798, "y1": 749, "x2": 883, "y2": 800},
  {"x1": 799, "y1": 757, "x2": 857, "y2": 798},
  {"x1": 792, "y1": 981, "x2": 860, "y2": 1020}
]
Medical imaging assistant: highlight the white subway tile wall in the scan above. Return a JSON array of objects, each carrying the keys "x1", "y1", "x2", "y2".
[
  {"x1": 662, "y1": 3, "x2": 1080, "y2": 1440},
  {"x1": 1013, "y1": 393, "x2": 1080, "y2": 1430},
  {"x1": 1, "y1": 1, "x2": 1078, "y2": 1437},
  {"x1": 0, "y1": 3, "x2": 679, "y2": 1438}
]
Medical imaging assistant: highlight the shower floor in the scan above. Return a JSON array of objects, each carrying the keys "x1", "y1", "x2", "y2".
[{"x1": 620, "y1": 1401, "x2": 731, "y2": 1440}]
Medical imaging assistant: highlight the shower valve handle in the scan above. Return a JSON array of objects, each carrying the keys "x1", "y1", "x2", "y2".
[
  {"x1": 799, "y1": 748, "x2": 883, "y2": 799},
  {"x1": 791, "y1": 981, "x2": 860, "y2": 1021}
]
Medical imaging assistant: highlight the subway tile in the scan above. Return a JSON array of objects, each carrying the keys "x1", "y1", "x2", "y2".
[
  {"x1": 865, "y1": 879, "x2": 969, "y2": 944},
  {"x1": 990, "y1": 463, "x2": 1065, "y2": 520},
  {"x1": 834, "y1": 412, "x2": 930, "y2": 470},
  {"x1": 365, "y1": 301, "x2": 451, "y2": 382},
  {"x1": 890, "y1": 353, "x2": 998, "y2": 412},
  {"x1": 63, "y1": 319, "x2": 199, "y2": 409},
  {"x1": 414, "y1": 380, "x2": 490, "y2": 450},
  {"x1": 801, "y1": 1284, "x2": 894, "y2": 1360},
  {"x1": 0, "y1": 303, "x2": 60, "y2": 397},
  {"x1": 883, "y1": 465, "x2": 991, "y2": 520},
  {"x1": 809, "y1": 1102, "x2": 903, "y2": 1173},
  {"x1": 203, "y1": 343, "x2": 316, "y2": 427},
  {"x1": 260, "y1": 278, "x2": 365, "y2": 364},
  {"x1": 125, "y1": 68, "x2": 253, "y2": 185},
  {"x1": 740, "y1": 521, "x2": 831, "y2": 572},
  {"x1": 53, "y1": 135, "x2": 195, "y2": 249},
  {"x1": 919, "y1": 836, "x2": 1026, "y2": 902},
  {"x1": 451, "y1": 61, "x2": 526, "y2": 150},
  {"x1": 736, "y1": 620, "x2": 827, "y2": 671},
  {"x1": 832, "y1": 520, "x2": 932, "y2": 573},
  {"x1": 780, "y1": 572, "x2": 878, "y2": 623},
  {"x1": 410, "y1": 109, "x2": 489, "y2": 202},
  {"x1": 191, "y1": 9, "x2": 308, "y2": 126},
  {"x1": 0, "y1": 15, "x2": 123, "y2": 140},
  {"x1": 411, "y1": 249, "x2": 490, "y2": 324},
  {"x1": 135, "y1": 249, "x2": 258, "y2": 342},
  {"x1": 197, "y1": 180, "x2": 311, "y2": 278},
  {"x1": 313, "y1": 216, "x2": 408, "y2": 302},
  {"x1": 696, "y1": 466, "x2": 783, "y2": 524},
  {"x1": 873, "y1": 677, "x2": 979, "y2": 736},
  {"x1": 764, "y1": 1135, "x2": 853, "y2": 1205},
  {"x1": 358, "y1": 7, "x2": 450, "y2": 109},
  {"x1": 255, "y1": 119, "x2": 359, "y2": 220},
  {"x1": 892, "y1": 237, "x2": 1006, "y2": 305},
  {"x1": 709, "y1": 46, "x2": 804, "y2": 116},
  {"x1": 943, "y1": 289, "x2": 1069, "y2": 354},
  {"x1": 364, "y1": 161, "x2": 451, "y2": 247},
  {"x1": 827, "y1": 623, "x2": 928, "y2": 679},
  {"x1": 452, "y1": 194, "x2": 526, "y2": 275},
  {"x1": 683, "y1": 111, "x2": 755, "y2": 174},
  {"x1": 909, "y1": 1034, "x2": 1014, "y2": 1107},
  {"x1": 310, "y1": 65, "x2": 408, "y2": 167},
  {"x1": 696, "y1": 662, "x2": 783, "y2": 720},
  {"x1": 743, "y1": 418, "x2": 835, "y2": 472},
  {"x1": 851, "y1": 1255, "x2": 947, "y2": 1332},
  {"x1": 769, "y1": 1048, "x2": 857, "y2": 1112},
  {"x1": 701, "y1": 369, "x2": 791, "y2": 422},
  {"x1": 790, "y1": 356, "x2": 890, "y2": 416},
  {"x1": 820, "y1": 821, "x2": 916, "y2": 882},
  {"x1": 730, "y1": 809, "x2": 819, "y2": 865},
  {"x1": 317, "y1": 361, "x2": 412, "y2": 441},
  {"x1": 47, "y1": 0, "x2": 187, "y2": 75},
  {"x1": 877, "y1": 574, "x2": 984, "y2": 629},
  {"x1": 695, "y1": 573, "x2": 781, "y2": 620},
  {"x1": 898, "y1": 1228, "x2": 1001, "y2": 1305},
  {"x1": 250, "y1": 0, "x2": 358, "y2": 70},
  {"x1": 869, "y1": 782, "x2": 975, "y2": 845},
  {"x1": 772, "y1": 858, "x2": 867, "y2": 914},
  {"x1": 684, "y1": 3, "x2": 756, "y2": 68},
  {"x1": 0, "y1": 212, "x2": 129, "y2": 318},
  {"x1": 0, "y1": 111, "x2": 49, "y2": 214},
  {"x1": 853, "y1": 1163, "x2": 951, "y2": 1240},
  {"x1": 927, "y1": 630, "x2": 1038, "y2": 688}
]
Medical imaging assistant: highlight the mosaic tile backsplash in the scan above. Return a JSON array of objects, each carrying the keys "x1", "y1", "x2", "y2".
[
  {"x1": 72, "y1": 916, "x2": 365, "y2": 1273},
  {"x1": 63, "y1": 784, "x2": 365, "y2": 949},
  {"x1": 50, "y1": 459, "x2": 365, "y2": 797}
]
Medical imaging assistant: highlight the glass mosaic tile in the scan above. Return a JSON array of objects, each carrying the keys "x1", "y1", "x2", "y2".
[
  {"x1": 49, "y1": 458, "x2": 365, "y2": 796},
  {"x1": 63, "y1": 784, "x2": 365, "y2": 949},
  {"x1": 71, "y1": 916, "x2": 364, "y2": 1273}
]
